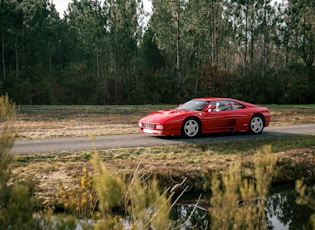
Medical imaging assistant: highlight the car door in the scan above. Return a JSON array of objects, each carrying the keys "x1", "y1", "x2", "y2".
[
  {"x1": 202, "y1": 100, "x2": 236, "y2": 132},
  {"x1": 230, "y1": 100, "x2": 251, "y2": 131}
]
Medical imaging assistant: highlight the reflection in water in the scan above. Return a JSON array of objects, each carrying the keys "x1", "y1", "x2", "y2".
[
  {"x1": 170, "y1": 186, "x2": 314, "y2": 229},
  {"x1": 266, "y1": 187, "x2": 314, "y2": 230},
  {"x1": 170, "y1": 203, "x2": 210, "y2": 229}
]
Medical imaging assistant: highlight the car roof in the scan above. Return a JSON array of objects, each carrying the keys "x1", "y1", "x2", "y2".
[
  {"x1": 192, "y1": 97, "x2": 260, "y2": 108},
  {"x1": 193, "y1": 97, "x2": 235, "y2": 101}
]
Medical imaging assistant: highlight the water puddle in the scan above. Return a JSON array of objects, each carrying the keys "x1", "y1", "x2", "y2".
[{"x1": 170, "y1": 185, "x2": 314, "y2": 229}]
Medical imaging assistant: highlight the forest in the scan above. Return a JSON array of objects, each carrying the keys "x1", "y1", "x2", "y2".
[{"x1": 1, "y1": 0, "x2": 314, "y2": 105}]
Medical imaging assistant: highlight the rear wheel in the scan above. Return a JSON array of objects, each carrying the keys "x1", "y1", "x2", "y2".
[
  {"x1": 249, "y1": 115, "x2": 264, "y2": 134},
  {"x1": 182, "y1": 118, "x2": 200, "y2": 138}
]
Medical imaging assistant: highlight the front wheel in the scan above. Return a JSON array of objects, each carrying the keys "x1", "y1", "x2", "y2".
[
  {"x1": 182, "y1": 118, "x2": 200, "y2": 138},
  {"x1": 249, "y1": 115, "x2": 264, "y2": 134}
]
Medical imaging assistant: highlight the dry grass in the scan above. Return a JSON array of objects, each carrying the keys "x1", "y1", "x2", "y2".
[
  {"x1": 15, "y1": 114, "x2": 138, "y2": 139},
  {"x1": 270, "y1": 105, "x2": 315, "y2": 126},
  {"x1": 15, "y1": 105, "x2": 146, "y2": 139}
]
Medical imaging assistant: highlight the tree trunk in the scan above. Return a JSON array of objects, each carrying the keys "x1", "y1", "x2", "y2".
[
  {"x1": 2, "y1": 30, "x2": 6, "y2": 80},
  {"x1": 177, "y1": 0, "x2": 183, "y2": 97}
]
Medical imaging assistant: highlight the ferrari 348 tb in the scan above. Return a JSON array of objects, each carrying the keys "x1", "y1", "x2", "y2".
[{"x1": 138, "y1": 97, "x2": 271, "y2": 138}]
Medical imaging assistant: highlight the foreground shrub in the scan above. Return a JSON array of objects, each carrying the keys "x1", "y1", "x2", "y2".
[
  {"x1": 0, "y1": 94, "x2": 16, "y2": 226},
  {"x1": 0, "y1": 95, "x2": 45, "y2": 229},
  {"x1": 92, "y1": 153, "x2": 172, "y2": 230},
  {"x1": 296, "y1": 156, "x2": 315, "y2": 229},
  {"x1": 210, "y1": 145, "x2": 277, "y2": 229},
  {"x1": 57, "y1": 167, "x2": 98, "y2": 220}
]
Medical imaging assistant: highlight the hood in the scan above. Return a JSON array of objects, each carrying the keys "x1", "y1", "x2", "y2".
[{"x1": 140, "y1": 109, "x2": 196, "y2": 123}]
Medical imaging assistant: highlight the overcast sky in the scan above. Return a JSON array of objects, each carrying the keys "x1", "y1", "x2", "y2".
[{"x1": 52, "y1": 0, "x2": 152, "y2": 18}]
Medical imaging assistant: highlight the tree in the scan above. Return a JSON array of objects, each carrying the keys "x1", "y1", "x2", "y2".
[
  {"x1": 183, "y1": 0, "x2": 230, "y2": 94},
  {"x1": 108, "y1": 0, "x2": 139, "y2": 104},
  {"x1": 0, "y1": 0, "x2": 21, "y2": 79},
  {"x1": 150, "y1": 0, "x2": 185, "y2": 97},
  {"x1": 66, "y1": 0, "x2": 110, "y2": 103},
  {"x1": 288, "y1": 0, "x2": 315, "y2": 69}
]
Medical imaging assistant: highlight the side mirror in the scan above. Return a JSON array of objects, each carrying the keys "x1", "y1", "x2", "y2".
[{"x1": 207, "y1": 105, "x2": 216, "y2": 112}]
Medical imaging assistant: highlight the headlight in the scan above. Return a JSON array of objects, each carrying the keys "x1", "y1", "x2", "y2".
[
  {"x1": 155, "y1": 124, "x2": 163, "y2": 130},
  {"x1": 138, "y1": 122, "x2": 142, "y2": 127}
]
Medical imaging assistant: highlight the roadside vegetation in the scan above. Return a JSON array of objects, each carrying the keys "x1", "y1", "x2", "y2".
[{"x1": 1, "y1": 99, "x2": 315, "y2": 228}]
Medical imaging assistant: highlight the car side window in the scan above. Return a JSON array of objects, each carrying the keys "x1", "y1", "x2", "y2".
[
  {"x1": 230, "y1": 101, "x2": 245, "y2": 110},
  {"x1": 209, "y1": 100, "x2": 232, "y2": 112}
]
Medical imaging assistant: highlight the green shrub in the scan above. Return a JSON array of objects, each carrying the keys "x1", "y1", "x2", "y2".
[
  {"x1": 296, "y1": 157, "x2": 315, "y2": 229},
  {"x1": 0, "y1": 95, "x2": 44, "y2": 229},
  {"x1": 0, "y1": 94, "x2": 16, "y2": 226},
  {"x1": 210, "y1": 145, "x2": 277, "y2": 229}
]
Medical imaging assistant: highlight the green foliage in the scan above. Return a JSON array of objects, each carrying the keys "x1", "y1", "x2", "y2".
[
  {"x1": 295, "y1": 152, "x2": 315, "y2": 229},
  {"x1": 0, "y1": 94, "x2": 44, "y2": 229},
  {"x1": 50, "y1": 215, "x2": 79, "y2": 230},
  {"x1": 0, "y1": 94, "x2": 15, "y2": 224},
  {"x1": 7, "y1": 184, "x2": 35, "y2": 229},
  {"x1": 210, "y1": 145, "x2": 277, "y2": 229},
  {"x1": 1, "y1": 0, "x2": 315, "y2": 104}
]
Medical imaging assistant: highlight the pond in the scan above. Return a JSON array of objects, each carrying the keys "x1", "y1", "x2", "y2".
[
  {"x1": 52, "y1": 185, "x2": 314, "y2": 229},
  {"x1": 170, "y1": 185, "x2": 314, "y2": 229}
]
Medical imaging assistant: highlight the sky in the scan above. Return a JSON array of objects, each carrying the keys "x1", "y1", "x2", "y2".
[
  {"x1": 52, "y1": 0, "x2": 152, "y2": 18},
  {"x1": 52, "y1": 0, "x2": 281, "y2": 18}
]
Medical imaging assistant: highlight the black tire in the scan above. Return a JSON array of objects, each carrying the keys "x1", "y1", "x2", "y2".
[
  {"x1": 181, "y1": 117, "x2": 200, "y2": 138},
  {"x1": 249, "y1": 115, "x2": 264, "y2": 134}
]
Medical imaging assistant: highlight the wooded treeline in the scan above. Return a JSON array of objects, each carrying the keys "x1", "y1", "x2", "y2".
[{"x1": 1, "y1": 0, "x2": 314, "y2": 105}]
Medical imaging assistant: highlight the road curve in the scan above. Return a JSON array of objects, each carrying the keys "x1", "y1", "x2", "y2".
[{"x1": 10, "y1": 124, "x2": 315, "y2": 155}]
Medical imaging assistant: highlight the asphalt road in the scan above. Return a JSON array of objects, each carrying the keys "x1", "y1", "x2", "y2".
[{"x1": 10, "y1": 124, "x2": 315, "y2": 154}]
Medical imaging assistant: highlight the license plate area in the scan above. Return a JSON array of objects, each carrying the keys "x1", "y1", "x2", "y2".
[{"x1": 143, "y1": 123, "x2": 154, "y2": 129}]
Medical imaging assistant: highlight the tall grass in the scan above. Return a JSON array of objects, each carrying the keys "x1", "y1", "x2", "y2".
[
  {"x1": 56, "y1": 166, "x2": 98, "y2": 219},
  {"x1": 55, "y1": 150, "x2": 173, "y2": 229},
  {"x1": 0, "y1": 95, "x2": 44, "y2": 229},
  {"x1": 0, "y1": 94, "x2": 16, "y2": 227},
  {"x1": 92, "y1": 152, "x2": 172, "y2": 229},
  {"x1": 210, "y1": 145, "x2": 277, "y2": 229}
]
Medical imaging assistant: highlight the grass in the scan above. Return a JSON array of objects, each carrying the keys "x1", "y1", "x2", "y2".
[{"x1": 267, "y1": 104, "x2": 315, "y2": 125}]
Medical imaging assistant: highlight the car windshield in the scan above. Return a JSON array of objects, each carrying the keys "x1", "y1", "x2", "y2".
[{"x1": 177, "y1": 100, "x2": 209, "y2": 111}]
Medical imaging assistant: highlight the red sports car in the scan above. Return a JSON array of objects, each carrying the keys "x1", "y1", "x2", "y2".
[{"x1": 138, "y1": 97, "x2": 271, "y2": 138}]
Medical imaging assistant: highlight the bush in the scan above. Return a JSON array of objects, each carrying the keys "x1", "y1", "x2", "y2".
[
  {"x1": 0, "y1": 94, "x2": 16, "y2": 226},
  {"x1": 210, "y1": 145, "x2": 277, "y2": 229}
]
